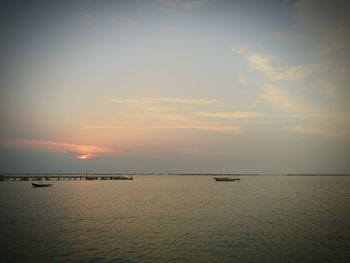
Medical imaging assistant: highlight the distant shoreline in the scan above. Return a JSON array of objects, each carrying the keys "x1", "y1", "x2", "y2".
[
  {"x1": 285, "y1": 174, "x2": 350, "y2": 176},
  {"x1": 1, "y1": 173, "x2": 350, "y2": 176}
]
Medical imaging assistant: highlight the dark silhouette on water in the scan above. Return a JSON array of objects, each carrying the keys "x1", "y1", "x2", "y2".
[
  {"x1": 214, "y1": 177, "x2": 240, "y2": 182},
  {"x1": 32, "y1": 182, "x2": 53, "y2": 187}
]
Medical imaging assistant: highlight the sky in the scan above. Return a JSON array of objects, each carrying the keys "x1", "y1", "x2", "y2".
[{"x1": 0, "y1": 0, "x2": 349, "y2": 174}]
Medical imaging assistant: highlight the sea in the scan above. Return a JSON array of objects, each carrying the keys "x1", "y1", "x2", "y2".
[{"x1": 0, "y1": 175, "x2": 349, "y2": 263}]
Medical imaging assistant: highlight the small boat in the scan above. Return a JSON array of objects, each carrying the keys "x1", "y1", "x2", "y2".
[
  {"x1": 32, "y1": 182, "x2": 53, "y2": 187},
  {"x1": 214, "y1": 177, "x2": 240, "y2": 182}
]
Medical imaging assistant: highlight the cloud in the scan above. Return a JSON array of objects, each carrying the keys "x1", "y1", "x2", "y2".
[
  {"x1": 247, "y1": 53, "x2": 272, "y2": 73},
  {"x1": 0, "y1": 138, "x2": 117, "y2": 160},
  {"x1": 235, "y1": 49, "x2": 324, "y2": 81},
  {"x1": 153, "y1": 124, "x2": 241, "y2": 132},
  {"x1": 195, "y1": 111, "x2": 263, "y2": 119},
  {"x1": 260, "y1": 85, "x2": 350, "y2": 126},
  {"x1": 233, "y1": 17, "x2": 349, "y2": 140},
  {"x1": 149, "y1": 114, "x2": 241, "y2": 132},
  {"x1": 260, "y1": 85, "x2": 324, "y2": 117},
  {"x1": 150, "y1": 114, "x2": 191, "y2": 122},
  {"x1": 288, "y1": 126, "x2": 349, "y2": 139},
  {"x1": 152, "y1": 97, "x2": 218, "y2": 104},
  {"x1": 232, "y1": 44, "x2": 250, "y2": 55},
  {"x1": 251, "y1": 54, "x2": 323, "y2": 81},
  {"x1": 111, "y1": 97, "x2": 218, "y2": 105},
  {"x1": 81, "y1": 126, "x2": 129, "y2": 129},
  {"x1": 143, "y1": 106, "x2": 193, "y2": 111},
  {"x1": 82, "y1": 96, "x2": 248, "y2": 133}
]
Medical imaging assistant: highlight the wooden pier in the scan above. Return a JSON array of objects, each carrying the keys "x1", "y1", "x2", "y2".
[{"x1": 0, "y1": 173, "x2": 134, "y2": 181}]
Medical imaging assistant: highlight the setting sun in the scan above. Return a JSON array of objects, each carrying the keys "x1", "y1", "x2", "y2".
[{"x1": 77, "y1": 154, "x2": 90, "y2": 160}]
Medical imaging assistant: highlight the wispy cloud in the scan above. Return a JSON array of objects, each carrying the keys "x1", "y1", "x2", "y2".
[
  {"x1": 0, "y1": 138, "x2": 117, "y2": 160},
  {"x1": 150, "y1": 114, "x2": 192, "y2": 122},
  {"x1": 80, "y1": 97, "x2": 253, "y2": 133},
  {"x1": 233, "y1": 42, "x2": 350, "y2": 143},
  {"x1": 149, "y1": 114, "x2": 241, "y2": 132},
  {"x1": 260, "y1": 85, "x2": 350, "y2": 125},
  {"x1": 260, "y1": 85, "x2": 324, "y2": 117},
  {"x1": 111, "y1": 97, "x2": 218, "y2": 105},
  {"x1": 153, "y1": 124, "x2": 241, "y2": 132},
  {"x1": 81, "y1": 126, "x2": 129, "y2": 129},
  {"x1": 195, "y1": 111, "x2": 263, "y2": 118},
  {"x1": 153, "y1": 97, "x2": 218, "y2": 104},
  {"x1": 234, "y1": 47, "x2": 324, "y2": 81},
  {"x1": 143, "y1": 106, "x2": 193, "y2": 111}
]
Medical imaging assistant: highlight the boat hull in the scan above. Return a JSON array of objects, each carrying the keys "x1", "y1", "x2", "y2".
[
  {"x1": 214, "y1": 177, "x2": 240, "y2": 182},
  {"x1": 32, "y1": 183, "x2": 52, "y2": 187}
]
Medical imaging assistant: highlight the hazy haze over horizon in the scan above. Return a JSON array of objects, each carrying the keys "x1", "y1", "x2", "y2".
[{"x1": 1, "y1": 0, "x2": 349, "y2": 174}]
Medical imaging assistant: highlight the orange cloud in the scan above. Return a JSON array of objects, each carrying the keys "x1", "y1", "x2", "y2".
[{"x1": 0, "y1": 138, "x2": 117, "y2": 160}]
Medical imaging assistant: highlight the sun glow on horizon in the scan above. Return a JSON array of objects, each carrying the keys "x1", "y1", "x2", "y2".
[
  {"x1": 77, "y1": 154, "x2": 92, "y2": 160},
  {"x1": 0, "y1": 138, "x2": 117, "y2": 160}
]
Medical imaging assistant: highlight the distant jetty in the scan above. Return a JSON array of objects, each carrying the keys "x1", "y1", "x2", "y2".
[{"x1": 0, "y1": 173, "x2": 134, "y2": 181}]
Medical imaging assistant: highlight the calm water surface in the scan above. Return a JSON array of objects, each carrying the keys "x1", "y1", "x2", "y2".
[{"x1": 0, "y1": 175, "x2": 349, "y2": 262}]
